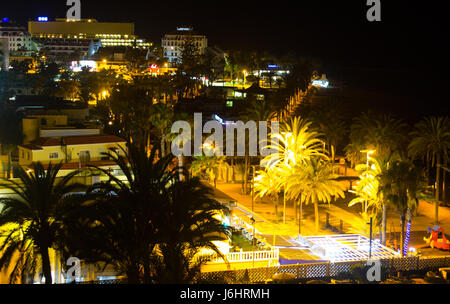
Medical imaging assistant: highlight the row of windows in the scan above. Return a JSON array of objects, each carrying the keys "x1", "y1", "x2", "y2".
[{"x1": 163, "y1": 41, "x2": 204, "y2": 47}]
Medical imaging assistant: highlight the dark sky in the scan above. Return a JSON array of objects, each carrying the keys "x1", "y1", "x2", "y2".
[{"x1": 2, "y1": 0, "x2": 449, "y2": 116}]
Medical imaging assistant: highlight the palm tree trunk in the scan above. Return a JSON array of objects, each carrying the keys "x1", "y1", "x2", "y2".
[
  {"x1": 444, "y1": 158, "x2": 447, "y2": 202},
  {"x1": 299, "y1": 197, "x2": 303, "y2": 235},
  {"x1": 41, "y1": 246, "x2": 52, "y2": 284},
  {"x1": 382, "y1": 202, "x2": 387, "y2": 245},
  {"x1": 243, "y1": 155, "x2": 249, "y2": 194},
  {"x1": 294, "y1": 198, "x2": 297, "y2": 222},
  {"x1": 161, "y1": 132, "x2": 166, "y2": 158},
  {"x1": 435, "y1": 153, "x2": 441, "y2": 224},
  {"x1": 274, "y1": 193, "x2": 279, "y2": 222},
  {"x1": 400, "y1": 215, "x2": 406, "y2": 257},
  {"x1": 314, "y1": 201, "x2": 319, "y2": 232},
  {"x1": 426, "y1": 151, "x2": 431, "y2": 186}
]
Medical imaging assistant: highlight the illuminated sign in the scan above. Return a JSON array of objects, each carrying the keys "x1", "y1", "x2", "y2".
[
  {"x1": 2, "y1": 18, "x2": 9, "y2": 23},
  {"x1": 177, "y1": 27, "x2": 192, "y2": 31},
  {"x1": 149, "y1": 64, "x2": 160, "y2": 74},
  {"x1": 38, "y1": 17, "x2": 49, "y2": 22},
  {"x1": 268, "y1": 64, "x2": 278, "y2": 69},
  {"x1": 312, "y1": 79, "x2": 329, "y2": 88},
  {"x1": 70, "y1": 60, "x2": 98, "y2": 72}
]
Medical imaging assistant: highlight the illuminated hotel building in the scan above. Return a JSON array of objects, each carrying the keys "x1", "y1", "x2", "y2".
[
  {"x1": 162, "y1": 27, "x2": 207, "y2": 63},
  {"x1": 28, "y1": 18, "x2": 152, "y2": 50},
  {"x1": 0, "y1": 19, "x2": 38, "y2": 54}
]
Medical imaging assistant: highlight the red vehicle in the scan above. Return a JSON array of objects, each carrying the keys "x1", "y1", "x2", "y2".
[{"x1": 424, "y1": 225, "x2": 450, "y2": 250}]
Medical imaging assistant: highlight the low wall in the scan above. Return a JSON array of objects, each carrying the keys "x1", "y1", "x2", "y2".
[{"x1": 417, "y1": 200, "x2": 450, "y2": 224}]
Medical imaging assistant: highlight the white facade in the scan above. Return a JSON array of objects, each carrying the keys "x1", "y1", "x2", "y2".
[
  {"x1": 0, "y1": 21, "x2": 36, "y2": 53},
  {"x1": 0, "y1": 37, "x2": 9, "y2": 71},
  {"x1": 162, "y1": 27, "x2": 207, "y2": 64}
]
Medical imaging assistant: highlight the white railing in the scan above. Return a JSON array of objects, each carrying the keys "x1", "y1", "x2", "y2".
[{"x1": 207, "y1": 248, "x2": 279, "y2": 264}]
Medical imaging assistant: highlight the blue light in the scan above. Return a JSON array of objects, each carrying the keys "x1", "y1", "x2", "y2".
[
  {"x1": 2, "y1": 18, "x2": 9, "y2": 23},
  {"x1": 403, "y1": 222, "x2": 411, "y2": 256},
  {"x1": 268, "y1": 64, "x2": 278, "y2": 69},
  {"x1": 38, "y1": 17, "x2": 49, "y2": 22}
]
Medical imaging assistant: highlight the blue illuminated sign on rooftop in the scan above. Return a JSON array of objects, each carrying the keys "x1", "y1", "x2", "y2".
[
  {"x1": 268, "y1": 64, "x2": 278, "y2": 69},
  {"x1": 2, "y1": 18, "x2": 9, "y2": 23},
  {"x1": 38, "y1": 17, "x2": 49, "y2": 22}
]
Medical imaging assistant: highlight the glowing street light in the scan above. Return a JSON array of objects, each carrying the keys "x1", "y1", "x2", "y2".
[{"x1": 360, "y1": 150, "x2": 375, "y2": 212}]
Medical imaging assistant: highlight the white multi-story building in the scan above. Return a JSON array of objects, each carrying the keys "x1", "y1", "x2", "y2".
[
  {"x1": 162, "y1": 27, "x2": 207, "y2": 64},
  {"x1": 0, "y1": 37, "x2": 9, "y2": 71},
  {"x1": 0, "y1": 19, "x2": 38, "y2": 54}
]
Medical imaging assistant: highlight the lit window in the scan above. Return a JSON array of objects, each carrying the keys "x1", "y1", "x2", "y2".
[{"x1": 49, "y1": 152, "x2": 59, "y2": 159}]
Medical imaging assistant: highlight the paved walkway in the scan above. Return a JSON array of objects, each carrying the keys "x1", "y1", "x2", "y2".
[{"x1": 214, "y1": 181, "x2": 450, "y2": 258}]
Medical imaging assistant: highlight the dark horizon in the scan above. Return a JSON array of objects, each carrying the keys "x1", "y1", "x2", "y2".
[{"x1": 2, "y1": 0, "x2": 448, "y2": 116}]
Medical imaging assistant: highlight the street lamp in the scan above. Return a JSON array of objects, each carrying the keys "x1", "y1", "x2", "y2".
[
  {"x1": 250, "y1": 216, "x2": 256, "y2": 267},
  {"x1": 360, "y1": 150, "x2": 375, "y2": 212}
]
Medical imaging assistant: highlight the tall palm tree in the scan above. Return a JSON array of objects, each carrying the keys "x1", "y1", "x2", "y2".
[
  {"x1": 349, "y1": 154, "x2": 397, "y2": 245},
  {"x1": 283, "y1": 157, "x2": 346, "y2": 232},
  {"x1": 260, "y1": 116, "x2": 327, "y2": 224},
  {"x1": 60, "y1": 144, "x2": 229, "y2": 283},
  {"x1": 239, "y1": 99, "x2": 277, "y2": 194},
  {"x1": 59, "y1": 144, "x2": 177, "y2": 283},
  {"x1": 378, "y1": 160, "x2": 427, "y2": 256},
  {"x1": 0, "y1": 162, "x2": 83, "y2": 284},
  {"x1": 254, "y1": 168, "x2": 283, "y2": 221},
  {"x1": 152, "y1": 177, "x2": 230, "y2": 283},
  {"x1": 408, "y1": 116, "x2": 450, "y2": 224},
  {"x1": 150, "y1": 103, "x2": 174, "y2": 157},
  {"x1": 262, "y1": 116, "x2": 327, "y2": 169},
  {"x1": 350, "y1": 112, "x2": 409, "y2": 158}
]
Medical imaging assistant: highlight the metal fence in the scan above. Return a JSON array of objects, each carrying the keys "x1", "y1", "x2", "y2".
[{"x1": 200, "y1": 255, "x2": 450, "y2": 283}]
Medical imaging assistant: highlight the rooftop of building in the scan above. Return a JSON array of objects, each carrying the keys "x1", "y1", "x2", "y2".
[
  {"x1": 19, "y1": 134, "x2": 127, "y2": 150},
  {"x1": 10, "y1": 96, "x2": 89, "y2": 110},
  {"x1": 165, "y1": 26, "x2": 205, "y2": 37}
]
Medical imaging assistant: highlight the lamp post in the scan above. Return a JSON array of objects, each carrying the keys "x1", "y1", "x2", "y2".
[
  {"x1": 361, "y1": 150, "x2": 375, "y2": 212},
  {"x1": 367, "y1": 216, "x2": 373, "y2": 260},
  {"x1": 250, "y1": 216, "x2": 256, "y2": 267}
]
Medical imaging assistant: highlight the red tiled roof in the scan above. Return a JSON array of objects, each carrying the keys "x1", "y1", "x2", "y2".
[{"x1": 20, "y1": 134, "x2": 127, "y2": 150}]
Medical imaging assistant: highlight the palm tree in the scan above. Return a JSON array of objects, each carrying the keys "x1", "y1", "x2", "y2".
[
  {"x1": 150, "y1": 103, "x2": 174, "y2": 157},
  {"x1": 60, "y1": 144, "x2": 229, "y2": 283},
  {"x1": 408, "y1": 116, "x2": 450, "y2": 224},
  {"x1": 262, "y1": 117, "x2": 327, "y2": 169},
  {"x1": 239, "y1": 99, "x2": 277, "y2": 194},
  {"x1": 349, "y1": 154, "x2": 397, "y2": 245},
  {"x1": 378, "y1": 160, "x2": 427, "y2": 256},
  {"x1": 59, "y1": 144, "x2": 177, "y2": 283},
  {"x1": 350, "y1": 112, "x2": 409, "y2": 158},
  {"x1": 254, "y1": 168, "x2": 283, "y2": 221},
  {"x1": 190, "y1": 154, "x2": 227, "y2": 187},
  {"x1": 283, "y1": 157, "x2": 346, "y2": 232},
  {"x1": 0, "y1": 162, "x2": 83, "y2": 284},
  {"x1": 259, "y1": 116, "x2": 327, "y2": 224},
  {"x1": 152, "y1": 177, "x2": 230, "y2": 283}
]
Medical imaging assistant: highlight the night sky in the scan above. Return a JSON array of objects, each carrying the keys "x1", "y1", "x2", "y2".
[{"x1": 2, "y1": 0, "x2": 449, "y2": 117}]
